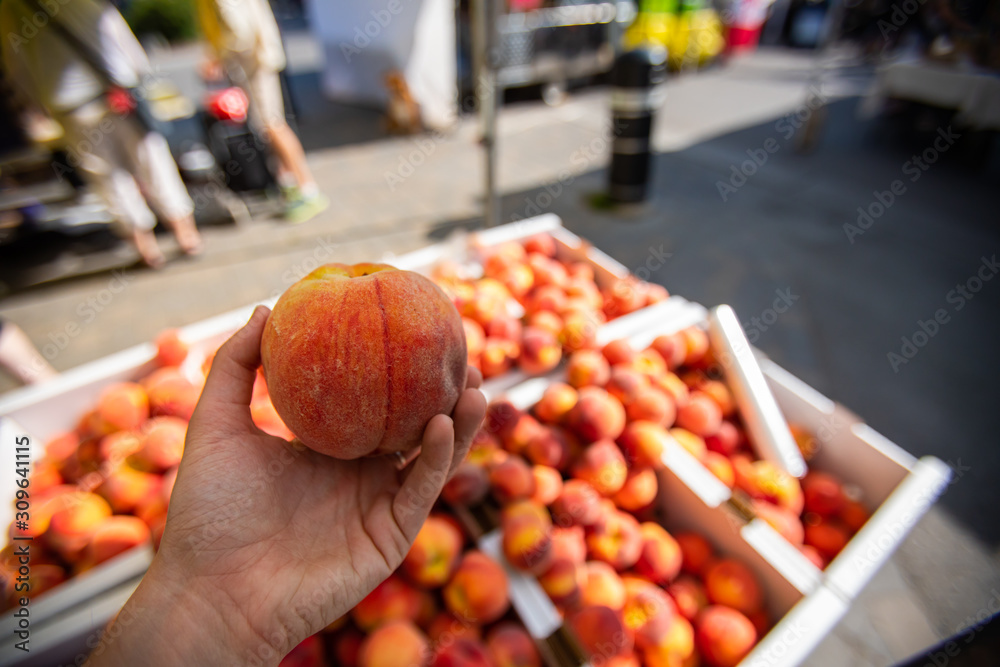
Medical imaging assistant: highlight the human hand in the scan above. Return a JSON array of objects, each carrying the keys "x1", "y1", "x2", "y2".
[{"x1": 88, "y1": 306, "x2": 486, "y2": 666}]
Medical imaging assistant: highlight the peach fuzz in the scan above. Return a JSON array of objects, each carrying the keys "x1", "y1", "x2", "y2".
[
  {"x1": 443, "y1": 551, "x2": 510, "y2": 625},
  {"x1": 675, "y1": 392, "x2": 722, "y2": 438},
  {"x1": 486, "y1": 623, "x2": 542, "y2": 667},
  {"x1": 351, "y1": 574, "x2": 424, "y2": 631},
  {"x1": 580, "y1": 560, "x2": 627, "y2": 610},
  {"x1": 572, "y1": 440, "x2": 628, "y2": 496},
  {"x1": 358, "y1": 621, "x2": 429, "y2": 667},
  {"x1": 262, "y1": 263, "x2": 467, "y2": 458},
  {"x1": 531, "y1": 465, "x2": 564, "y2": 505},
  {"x1": 490, "y1": 455, "x2": 536, "y2": 504},
  {"x1": 667, "y1": 576, "x2": 708, "y2": 622},
  {"x1": 480, "y1": 338, "x2": 519, "y2": 378},
  {"x1": 431, "y1": 639, "x2": 492, "y2": 667},
  {"x1": 539, "y1": 558, "x2": 583, "y2": 606},
  {"x1": 96, "y1": 382, "x2": 149, "y2": 433},
  {"x1": 46, "y1": 492, "x2": 112, "y2": 558},
  {"x1": 551, "y1": 480, "x2": 603, "y2": 527},
  {"x1": 704, "y1": 559, "x2": 763, "y2": 615},
  {"x1": 802, "y1": 471, "x2": 847, "y2": 517},
  {"x1": 443, "y1": 462, "x2": 490, "y2": 506},
  {"x1": 154, "y1": 329, "x2": 188, "y2": 367},
  {"x1": 518, "y1": 327, "x2": 562, "y2": 376},
  {"x1": 83, "y1": 516, "x2": 151, "y2": 567},
  {"x1": 403, "y1": 515, "x2": 463, "y2": 588},
  {"x1": 618, "y1": 421, "x2": 669, "y2": 469},
  {"x1": 570, "y1": 605, "x2": 634, "y2": 658},
  {"x1": 702, "y1": 451, "x2": 735, "y2": 488},
  {"x1": 613, "y1": 467, "x2": 659, "y2": 512},
  {"x1": 625, "y1": 387, "x2": 675, "y2": 426},
  {"x1": 634, "y1": 522, "x2": 683, "y2": 585},
  {"x1": 675, "y1": 532, "x2": 714, "y2": 577},
  {"x1": 427, "y1": 612, "x2": 482, "y2": 644},
  {"x1": 551, "y1": 525, "x2": 588, "y2": 564},
  {"x1": 534, "y1": 383, "x2": 578, "y2": 424},
  {"x1": 566, "y1": 350, "x2": 611, "y2": 389},
  {"x1": 695, "y1": 606, "x2": 757, "y2": 667},
  {"x1": 567, "y1": 387, "x2": 626, "y2": 442},
  {"x1": 622, "y1": 579, "x2": 678, "y2": 650},
  {"x1": 586, "y1": 509, "x2": 643, "y2": 571}
]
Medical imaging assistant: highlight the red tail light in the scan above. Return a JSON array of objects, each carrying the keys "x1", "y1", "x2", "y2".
[{"x1": 205, "y1": 87, "x2": 249, "y2": 123}]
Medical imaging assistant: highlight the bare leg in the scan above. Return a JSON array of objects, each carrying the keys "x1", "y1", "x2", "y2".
[
  {"x1": 265, "y1": 121, "x2": 316, "y2": 190},
  {"x1": 133, "y1": 227, "x2": 166, "y2": 269},
  {"x1": 0, "y1": 322, "x2": 58, "y2": 385},
  {"x1": 166, "y1": 213, "x2": 203, "y2": 255}
]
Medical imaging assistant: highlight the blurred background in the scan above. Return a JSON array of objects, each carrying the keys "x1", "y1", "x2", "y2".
[{"x1": 0, "y1": 0, "x2": 998, "y2": 664}]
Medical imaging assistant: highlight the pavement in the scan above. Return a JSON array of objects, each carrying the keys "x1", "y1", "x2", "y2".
[{"x1": 1, "y1": 39, "x2": 999, "y2": 666}]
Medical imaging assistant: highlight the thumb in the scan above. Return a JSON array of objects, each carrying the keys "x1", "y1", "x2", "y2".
[{"x1": 189, "y1": 305, "x2": 270, "y2": 437}]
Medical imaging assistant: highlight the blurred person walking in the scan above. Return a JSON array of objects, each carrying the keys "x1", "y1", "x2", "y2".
[
  {"x1": 0, "y1": 0, "x2": 203, "y2": 269},
  {"x1": 0, "y1": 319, "x2": 57, "y2": 385},
  {"x1": 197, "y1": 0, "x2": 328, "y2": 223}
]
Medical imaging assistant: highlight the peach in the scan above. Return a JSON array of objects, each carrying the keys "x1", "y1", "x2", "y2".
[
  {"x1": 650, "y1": 334, "x2": 686, "y2": 370},
  {"x1": 679, "y1": 328, "x2": 710, "y2": 366},
  {"x1": 839, "y1": 499, "x2": 870, "y2": 532},
  {"x1": 443, "y1": 462, "x2": 490, "y2": 506},
  {"x1": 804, "y1": 518, "x2": 850, "y2": 560},
  {"x1": 667, "y1": 576, "x2": 708, "y2": 622},
  {"x1": 702, "y1": 452, "x2": 735, "y2": 488},
  {"x1": 490, "y1": 455, "x2": 536, "y2": 504},
  {"x1": 431, "y1": 639, "x2": 492, "y2": 667},
  {"x1": 46, "y1": 492, "x2": 112, "y2": 558},
  {"x1": 525, "y1": 427, "x2": 572, "y2": 471},
  {"x1": 262, "y1": 264, "x2": 467, "y2": 458},
  {"x1": 502, "y1": 515, "x2": 553, "y2": 574},
  {"x1": 531, "y1": 465, "x2": 564, "y2": 505},
  {"x1": 96, "y1": 464, "x2": 161, "y2": 514},
  {"x1": 486, "y1": 623, "x2": 541, "y2": 667},
  {"x1": 790, "y1": 423, "x2": 819, "y2": 460},
  {"x1": 99, "y1": 430, "x2": 144, "y2": 464},
  {"x1": 45, "y1": 431, "x2": 80, "y2": 467},
  {"x1": 570, "y1": 605, "x2": 633, "y2": 658},
  {"x1": 250, "y1": 399, "x2": 297, "y2": 440},
  {"x1": 154, "y1": 329, "x2": 188, "y2": 367},
  {"x1": 10, "y1": 486, "x2": 74, "y2": 539},
  {"x1": 606, "y1": 368, "x2": 649, "y2": 407},
  {"x1": 568, "y1": 262, "x2": 594, "y2": 282},
  {"x1": 566, "y1": 350, "x2": 611, "y2": 389},
  {"x1": 754, "y1": 501, "x2": 804, "y2": 545},
  {"x1": 698, "y1": 380, "x2": 735, "y2": 417},
  {"x1": 427, "y1": 612, "x2": 482, "y2": 644},
  {"x1": 484, "y1": 400, "x2": 523, "y2": 443},
  {"x1": 622, "y1": 579, "x2": 678, "y2": 649},
  {"x1": 501, "y1": 499, "x2": 551, "y2": 531},
  {"x1": 500, "y1": 413, "x2": 544, "y2": 455},
  {"x1": 480, "y1": 338, "x2": 519, "y2": 378},
  {"x1": 654, "y1": 373, "x2": 690, "y2": 409},
  {"x1": 147, "y1": 375, "x2": 201, "y2": 421},
  {"x1": 468, "y1": 430, "x2": 505, "y2": 468},
  {"x1": 559, "y1": 310, "x2": 600, "y2": 353},
  {"x1": 464, "y1": 279, "x2": 514, "y2": 326},
  {"x1": 83, "y1": 516, "x2": 151, "y2": 567},
  {"x1": 645, "y1": 284, "x2": 669, "y2": 305},
  {"x1": 523, "y1": 285, "x2": 567, "y2": 315},
  {"x1": 280, "y1": 635, "x2": 325, "y2": 667},
  {"x1": 96, "y1": 382, "x2": 150, "y2": 433},
  {"x1": 495, "y1": 264, "x2": 535, "y2": 300},
  {"x1": 602, "y1": 279, "x2": 646, "y2": 319},
  {"x1": 645, "y1": 617, "x2": 694, "y2": 666},
  {"x1": 675, "y1": 392, "x2": 722, "y2": 437},
  {"x1": 131, "y1": 416, "x2": 187, "y2": 472},
  {"x1": 534, "y1": 383, "x2": 578, "y2": 424},
  {"x1": 740, "y1": 461, "x2": 804, "y2": 515},
  {"x1": 675, "y1": 532, "x2": 714, "y2": 577},
  {"x1": 602, "y1": 339, "x2": 637, "y2": 366},
  {"x1": 587, "y1": 509, "x2": 643, "y2": 571},
  {"x1": 463, "y1": 318, "x2": 486, "y2": 362},
  {"x1": 613, "y1": 467, "x2": 658, "y2": 512},
  {"x1": 580, "y1": 560, "x2": 627, "y2": 610},
  {"x1": 483, "y1": 242, "x2": 526, "y2": 272},
  {"x1": 403, "y1": 515, "x2": 463, "y2": 588},
  {"x1": 539, "y1": 558, "x2": 583, "y2": 606},
  {"x1": 669, "y1": 428, "x2": 707, "y2": 460},
  {"x1": 572, "y1": 440, "x2": 628, "y2": 496},
  {"x1": 551, "y1": 525, "x2": 588, "y2": 564},
  {"x1": 704, "y1": 559, "x2": 763, "y2": 615},
  {"x1": 635, "y1": 522, "x2": 683, "y2": 585},
  {"x1": 695, "y1": 606, "x2": 757, "y2": 667},
  {"x1": 518, "y1": 327, "x2": 562, "y2": 376},
  {"x1": 606, "y1": 654, "x2": 641, "y2": 667},
  {"x1": 528, "y1": 253, "x2": 568, "y2": 287},
  {"x1": 351, "y1": 574, "x2": 424, "y2": 631},
  {"x1": 523, "y1": 234, "x2": 556, "y2": 257},
  {"x1": 799, "y1": 545, "x2": 826, "y2": 569},
  {"x1": 551, "y1": 480, "x2": 603, "y2": 527},
  {"x1": 483, "y1": 316, "x2": 521, "y2": 344},
  {"x1": 704, "y1": 421, "x2": 740, "y2": 457},
  {"x1": 359, "y1": 621, "x2": 429, "y2": 667},
  {"x1": 567, "y1": 387, "x2": 626, "y2": 442},
  {"x1": 618, "y1": 421, "x2": 669, "y2": 469},
  {"x1": 625, "y1": 388, "x2": 675, "y2": 426},
  {"x1": 333, "y1": 627, "x2": 364, "y2": 667},
  {"x1": 527, "y1": 311, "x2": 563, "y2": 337},
  {"x1": 28, "y1": 460, "x2": 62, "y2": 495},
  {"x1": 802, "y1": 471, "x2": 847, "y2": 517},
  {"x1": 631, "y1": 348, "x2": 668, "y2": 380},
  {"x1": 565, "y1": 278, "x2": 603, "y2": 310},
  {"x1": 443, "y1": 551, "x2": 510, "y2": 625}
]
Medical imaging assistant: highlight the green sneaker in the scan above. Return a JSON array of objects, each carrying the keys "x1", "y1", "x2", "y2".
[{"x1": 284, "y1": 192, "x2": 330, "y2": 224}]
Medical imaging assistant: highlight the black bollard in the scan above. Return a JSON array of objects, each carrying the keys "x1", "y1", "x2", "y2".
[{"x1": 608, "y1": 48, "x2": 667, "y2": 204}]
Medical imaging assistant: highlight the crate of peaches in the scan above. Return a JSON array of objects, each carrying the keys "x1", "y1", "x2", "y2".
[{"x1": 275, "y1": 507, "x2": 564, "y2": 667}]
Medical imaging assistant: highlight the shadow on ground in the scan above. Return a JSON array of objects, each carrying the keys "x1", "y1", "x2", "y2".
[{"x1": 430, "y1": 97, "x2": 1000, "y2": 546}]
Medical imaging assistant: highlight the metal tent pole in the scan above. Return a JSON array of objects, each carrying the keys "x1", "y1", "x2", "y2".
[{"x1": 472, "y1": 0, "x2": 501, "y2": 227}]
